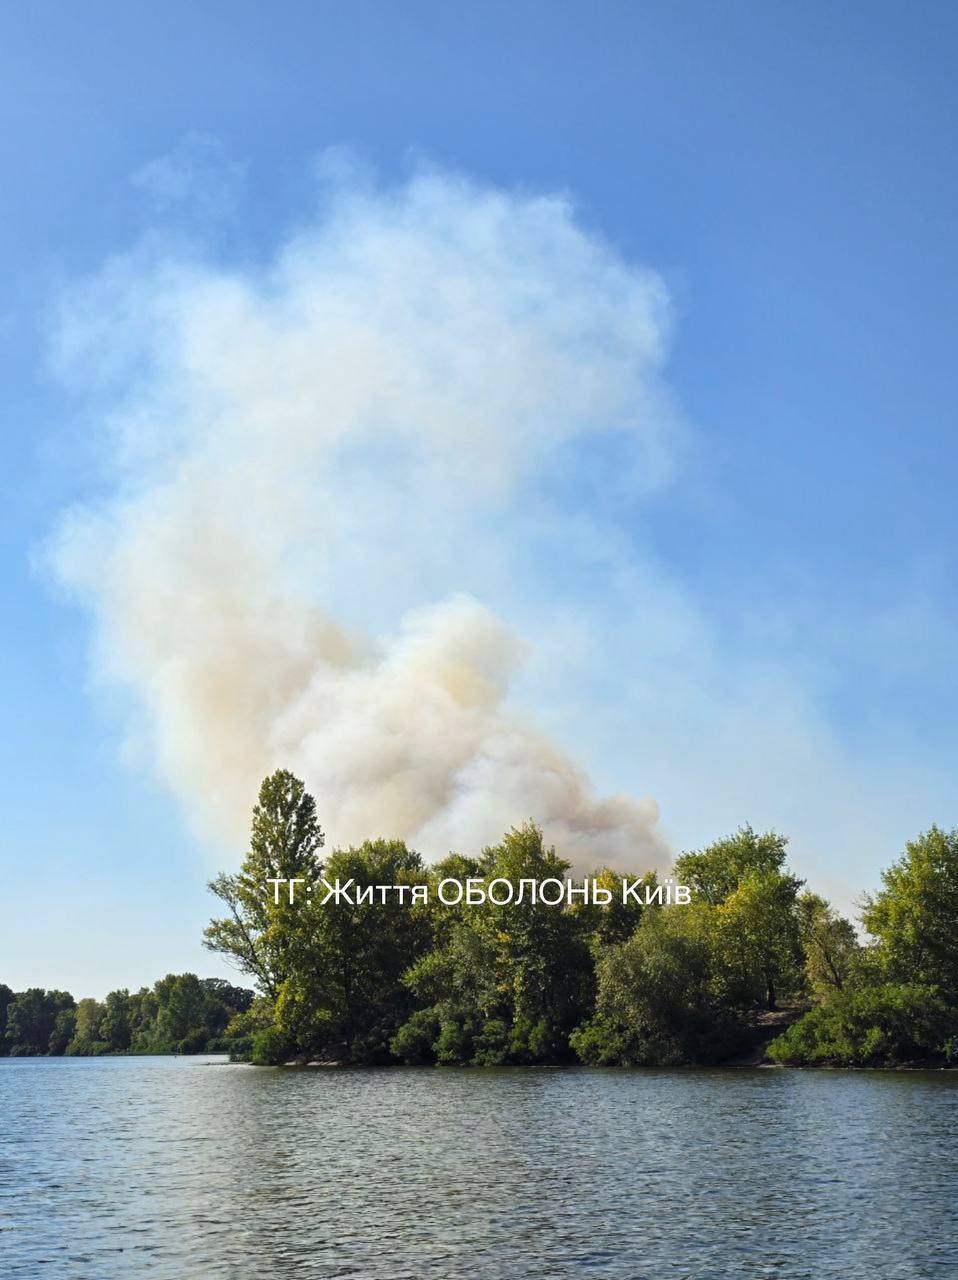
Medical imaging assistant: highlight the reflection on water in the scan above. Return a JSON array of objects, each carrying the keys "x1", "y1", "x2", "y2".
[{"x1": 2, "y1": 1057, "x2": 957, "y2": 1277}]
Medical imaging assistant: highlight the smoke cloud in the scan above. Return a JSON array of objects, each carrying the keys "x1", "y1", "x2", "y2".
[{"x1": 50, "y1": 162, "x2": 677, "y2": 871}]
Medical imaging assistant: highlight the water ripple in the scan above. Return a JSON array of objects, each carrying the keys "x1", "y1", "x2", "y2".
[{"x1": 1, "y1": 1058, "x2": 957, "y2": 1278}]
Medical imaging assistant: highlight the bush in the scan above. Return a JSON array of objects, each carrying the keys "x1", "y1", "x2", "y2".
[
  {"x1": 250, "y1": 1025, "x2": 298, "y2": 1065},
  {"x1": 434, "y1": 1017, "x2": 474, "y2": 1065},
  {"x1": 767, "y1": 984, "x2": 956, "y2": 1066},
  {"x1": 391, "y1": 1009, "x2": 441, "y2": 1064},
  {"x1": 350, "y1": 1023, "x2": 401, "y2": 1066},
  {"x1": 472, "y1": 1018, "x2": 510, "y2": 1066},
  {"x1": 65, "y1": 1038, "x2": 112, "y2": 1057}
]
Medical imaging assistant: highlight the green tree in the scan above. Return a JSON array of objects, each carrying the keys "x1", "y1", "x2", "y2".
[
  {"x1": 140, "y1": 973, "x2": 213, "y2": 1051},
  {"x1": 675, "y1": 826, "x2": 799, "y2": 905},
  {"x1": 393, "y1": 824, "x2": 595, "y2": 1065},
  {"x1": 128, "y1": 988, "x2": 160, "y2": 1051},
  {"x1": 66, "y1": 997, "x2": 109, "y2": 1054},
  {"x1": 204, "y1": 770, "x2": 325, "y2": 996},
  {"x1": 569, "y1": 868, "x2": 655, "y2": 953},
  {"x1": 395, "y1": 859, "x2": 499, "y2": 1065},
  {"x1": 571, "y1": 906, "x2": 746, "y2": 1066},
  {"x1": 477, "y1": 824, "x2": 594, "y2": 1062},
  {"x1": 48, "y1": 1008, "x2": 77, "y2": 1054},
  {"x1": 862, "y1": 826, "x2": 958, "y2": 995},
  {"x1": 166, "y1": 974, "x2": 207, "y2": 1041},
  {"x1": 74, "y1": 997, "x2": 106, "y2": 1042},
  {"x1": 219, "y1": 995, "x2": 275, "y2": 1060},
  {"x1": 0, "y1": 983, "x2": 13, "y2": 1055},
  {"x1": 797, "y1": 892, "x2": 860, "y2": 998},
  {"x1": 201, "y1": 979, "x2": 253, "y2": 1023},
  {"x1": 273, "y1": 839, "x2": 431, "y2": 1064},
  {"x1": 100, "y1": 990, "x2": 133, "y2": 1051},
  {"x1": 717, "y1": 871, "x2": 804, "y2": 1009},
  {"x1": 5, "y1": 989, "x2": 75, "y2": 1055},
  {"x1": 676, "y1": 827, "x2": 804, "y2": 1009}
]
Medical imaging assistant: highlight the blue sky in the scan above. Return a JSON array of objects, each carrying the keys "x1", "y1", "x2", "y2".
[{"x1": 2, "y1": 1, "x2": 957, "y2": 996}]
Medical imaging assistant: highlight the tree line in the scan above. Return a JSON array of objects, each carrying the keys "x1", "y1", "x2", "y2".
[
  {"x1": 7, "y1": 769, "x2": 955, "y2": 1067},
  {"x1": 0, "y1": 974, "x2": 253, "y2": 1057},
  {"x1": 201, "y1": 770, "x2": 958, "y2": 1068}
]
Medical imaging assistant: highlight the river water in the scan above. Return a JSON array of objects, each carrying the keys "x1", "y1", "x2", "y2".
[{"x1": 2, "y1": 1056, "x2": 957, "y2": 1277}]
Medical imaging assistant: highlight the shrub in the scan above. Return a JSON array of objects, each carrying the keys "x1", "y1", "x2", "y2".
[
  {"x1": 391, "y1": 1009, "x2": 441, "y2": 1064},
  {"x1": 250, "y1": 1025, "x2": 298, "y2": 1065},
  {"x1": 65, "y1": 1038, "x2": 112, "y2": 1057},
  {"x1": 434, "y1": 1017, "x2": 474, "y2": 1065},
  {"x1": 767, "y1": 984, "x2": 956, "y2": 1066}
]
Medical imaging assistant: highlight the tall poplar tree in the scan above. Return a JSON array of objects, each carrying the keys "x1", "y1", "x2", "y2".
[{"x1": 204, "y1": 769, "x2": 325, "y2": 996}]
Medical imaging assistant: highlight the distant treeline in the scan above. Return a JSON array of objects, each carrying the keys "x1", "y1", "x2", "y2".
[
  {"x1": 198, "y1": 770, "x2": 958, "y2": 1069},
  {"x1": 0, "y1": 974, "x2": 253, "y2": 1057}
]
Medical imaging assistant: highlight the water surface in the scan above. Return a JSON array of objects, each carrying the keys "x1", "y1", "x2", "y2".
[{"x1": 2, "y1": 1057, "x2": 957, "y2": 1277}]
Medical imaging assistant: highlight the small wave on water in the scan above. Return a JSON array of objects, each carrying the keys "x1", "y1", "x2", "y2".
[{"x1": 2, "y1": 1057, "x2": 958, "y2": 1278}]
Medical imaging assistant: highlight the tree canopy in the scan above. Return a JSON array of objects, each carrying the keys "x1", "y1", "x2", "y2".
[
  {"x1": 0, "y1": 976, "x2": 253, "y2": 1057},
  {"x1": 12, "y1": 774, "x2": 957, "y2": 1070}
]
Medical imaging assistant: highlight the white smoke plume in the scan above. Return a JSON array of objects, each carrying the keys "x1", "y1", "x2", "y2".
[{"x1": 50, "y1": 162, "x2": 677, "y2": 871}]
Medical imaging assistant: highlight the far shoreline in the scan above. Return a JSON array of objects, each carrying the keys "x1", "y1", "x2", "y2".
[{"x1": 6, "y1": 1053, "x2": 957, "y2": 1074}]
